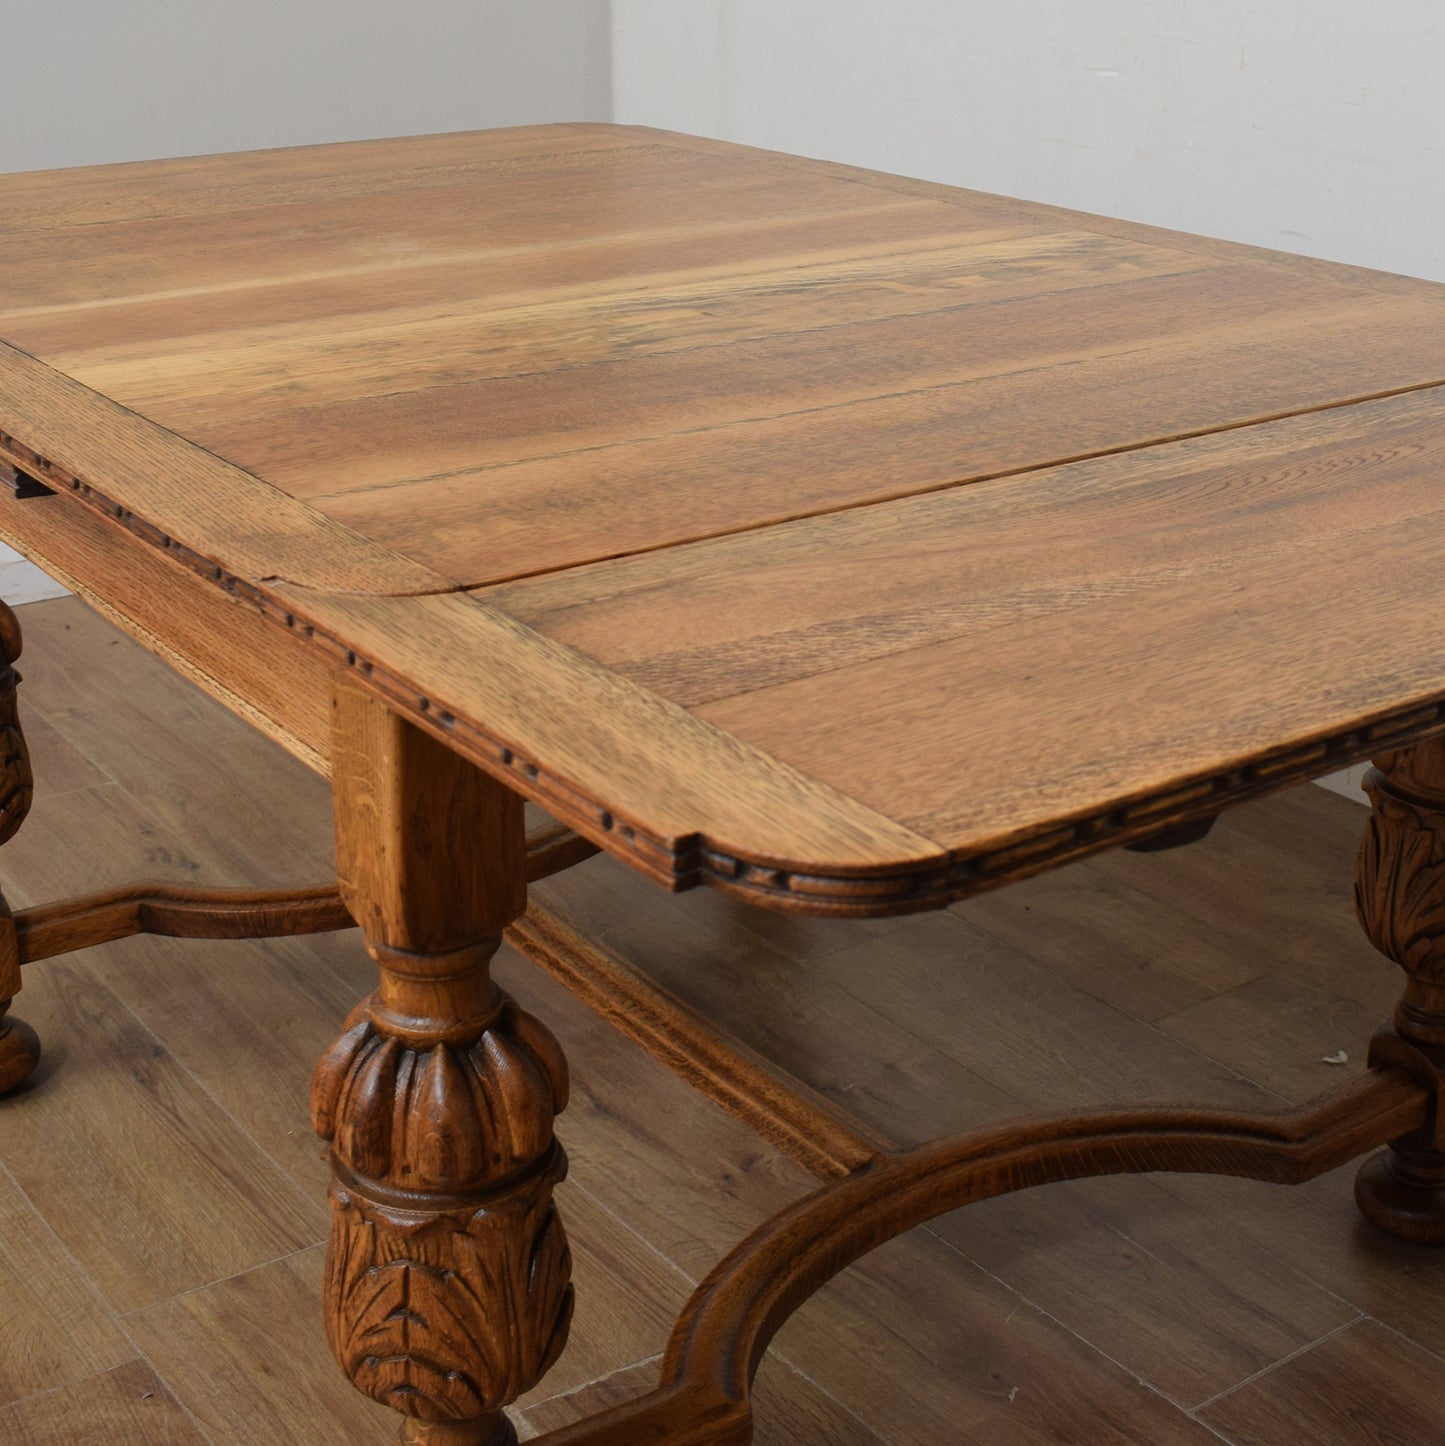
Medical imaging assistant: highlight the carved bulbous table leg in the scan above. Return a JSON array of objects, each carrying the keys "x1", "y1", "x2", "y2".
[
  {"x1": 314, "y1": 677, "x2": 573, "y2": 1443},
  {"x1": 1354, "y1": 740, "x2": 1445, "y2": 1241},
  {"x1": 0, "y1": 600, "x2": 37, "y2": 1094}
]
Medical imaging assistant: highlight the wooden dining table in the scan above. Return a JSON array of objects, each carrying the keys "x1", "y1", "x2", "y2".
[{"x1": 1, "y1": 122, "x2": 1444, "y2": 1444}]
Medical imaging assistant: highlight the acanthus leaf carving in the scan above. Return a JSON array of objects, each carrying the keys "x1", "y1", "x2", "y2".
[
  {"x1": 314, "y1": 980, "x2": 574, "y2": 1424},
  {"x1": 1355, "y1": 773, "x2": 1445, "y2": 981},
  {"x1": 324, "y1": 1162, "x2": 573, "y2": 1423}
]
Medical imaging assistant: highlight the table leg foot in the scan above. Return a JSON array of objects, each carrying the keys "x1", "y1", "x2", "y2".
[
  {"x1": 1353, "y1": 742, "x2": 1445, "y2": 1243},
  {"x1": 1356, "y1": 1145, "x2": 1445, "y2": 1243},
  {"x1": 0, "y1": 999, "x2": 38, "y2": 1093}
]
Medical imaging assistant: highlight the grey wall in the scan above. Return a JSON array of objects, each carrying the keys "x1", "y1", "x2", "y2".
[{"x1": 2, "y1": 0, "x2": 611, "y2": 173}]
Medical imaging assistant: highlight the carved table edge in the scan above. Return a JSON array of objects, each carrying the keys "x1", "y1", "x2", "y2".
[{"x1": 6, "y1": 428, "x2": 1445, "y2": 917}]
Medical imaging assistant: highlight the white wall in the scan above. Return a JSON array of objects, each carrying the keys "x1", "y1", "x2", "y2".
[
  {"x1": 612, "y1": 0, "x2": 1445, "y2": 282},
  {"x1": 2, "y1": 0, "x2": 611, "y2": 174}
]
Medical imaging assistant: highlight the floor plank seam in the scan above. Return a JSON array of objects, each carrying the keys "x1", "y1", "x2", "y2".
[
  {"x1": 112, "y1": 1340, "x2": 219, "y2": 1446},
  {"x1": 831, "y1": 906, "x2": 1279, "y2": 1119},
  {"x1": 0, "y1": 1156, "x2": 218, "y2": 1443},
  {"x1": 921, "y1": 1219, "x2": 1235, "y2": 1425},
  {"x1": 103, "y1": 1304, "x2": 221, "y2": 1446},
  {"x1": 0, "y1": 1366, "x2": 141, "y2": 1428},
  {"x1": 1143, "y1": 1172, "x2": 1384, "y2": 1325},
  {"x1": 560, "y1": 1175, "x2": 704, "y2": 1291},
  {"x1": 533, "y1": 871, "x2": 1329, "y2": 1434},
  {"x1": 550, "y1": 1163, "x2": 886, "y2": 1436},
  {"x1": 1363, "y1": 1314, "x2": 1445, "y2": 1371},
  {"x1": 115, "y1": 1241, "x2": 322, "y2": 1321},
  {"x1": 8, "y1": 593, "x2": 1443, "y2": 1439},
  {"x1": 1150, "y1": 990, "x2": 1374, "y2": 1109},
  {"x1": 949, "y1": 868, "x2": 1265, "y2": 1021},
  {"x1": 0, "y1": 1154, "x2": 135, "y2": 1381},
  {"x1": 759, "y1": 1353, "x2": 890, "y2": 1445},
  {"x1": 1184, "y1": 1411, "x2": 1240, "y2": 1445},
  {"x1": 54, "y1": 936, "x2": 328, "y2": 1238},
  {"x1": 520, "y1": 1352, "x2": 664, "y2": 1416},
  {"x1": 20, "y1": 654, "x2": 323, "y2": 895},
  {"x1": 955, "y1": 916, "x2": 1281, "y2": 1106},
  {"x1": 78, "y1": 770, "x2": 266, "y2": 893},
  {"x1": 0, "y1": 775, "x2": 198, "y2": 913},
  {"x1": 23, "y1": 775, "x2": 124, "y2": 810},
  {"x1": 1187, "y1": 1312, "x2": 1365, "y2": 1414}
]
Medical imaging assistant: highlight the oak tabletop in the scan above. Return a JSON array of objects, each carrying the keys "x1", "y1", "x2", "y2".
[{"x1": 2, "y1": 122, "x2": 1443, "y2": 912}]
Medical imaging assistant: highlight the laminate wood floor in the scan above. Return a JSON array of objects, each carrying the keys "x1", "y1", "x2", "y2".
[{"x1": 1, "y1": 594, "x2": 1442, "y2": 1444}]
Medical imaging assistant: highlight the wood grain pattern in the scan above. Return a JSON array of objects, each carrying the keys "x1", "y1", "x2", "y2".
[
  {"x1": 0, "y1": 1170, "x2": 133, "y2": 1408},
  {"x1": 1355, "y1": 746, "x2": 1445, "y2": 1047},
  {"x1": 0, "y1": 958, "x2": 324, "y2": 1313},
  {"x1": 0, "y1": 125, "x2": 638, "y2": 234},
  {"x1": 9, "y1": 828, "x2": 590, "y2": 967},
  {"x1": 930, "y1": 1171, "x2": 1355, "y2": 1411},
  {"x1": 14, "y1": 882, "x2": 352, "y2": 963},
  {"x1": 166, "y1": 260, "x2": 1325, "y2": 478},
  {"x1": 57, "y1": 229, "x2": 1195, "y2": 424},
  {"x1": 650, "y1": 126, "x2": 1445, "y2": 302},
  {"x1": 7, "y1": 126, "x2": 1445, "y2": 902},
  {"x1": 0, "y1": 142, "x2": 939, "y2": 316},
  {"x1": 122, "y1": 1247, "x2": 401, "y2": 1444},
  {"x1": 7, "y1": 597, "x2": 339, "y2": 892},
  {"x1": 7, "y1": 124, "x2": 1444, "y2": 598},
  {"x1": 124, "y1": 1190, "x2": 693, "y2": 1446},
  {"x1": 690, "y1": 393, "x2": 1445, "y2": 842},
  {"x1": 308, "y1": 282, "x2": 1445, "y2": 585},
  {"x1": 317, "y1": 312, "x2": 1445, "y2": 587},
  {"x1": 0, "y1": 200, "x2": 969, "y2": 363},
  {"x1": 0, "y1": 349, "x2": 442, "y2": 596},
  {"x1": 0, "y1": 1360, "x2": 207, "y2": 1446},
  {"x1": 484, "y1": 387, "x2": 1445, "y2": 707},
  {"x1": 518, "y1": 1357, "x2": 889, "y2": 1446}
]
